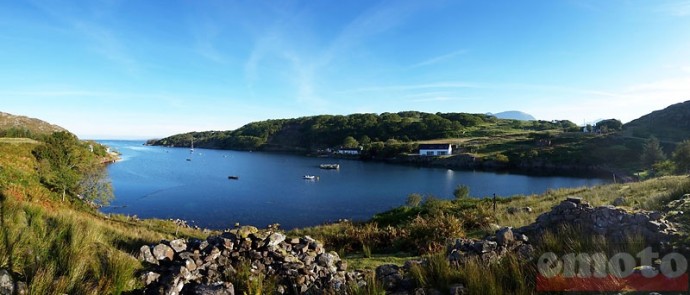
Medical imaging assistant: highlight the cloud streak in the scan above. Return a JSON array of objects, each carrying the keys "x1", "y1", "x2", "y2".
[
  {"x1": 659, "y1": 0, "x2": 690, "y2": 16},
  {"x1": 411, "y1": 49, "x2": 467, "y2": 68},
  {"x1": 28, "y1": 1, "x2": 141, "y2": 74},
  {"x1": 341, "y1": 81, "x2": 480, "y2": 94},
  {"x1": 243, "y1": 0, "x2": 427, "y2": 113}
]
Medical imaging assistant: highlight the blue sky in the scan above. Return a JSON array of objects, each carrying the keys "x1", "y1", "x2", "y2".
[{"x1": 1, "y1": 0, "x2": 690, "y2": 139}]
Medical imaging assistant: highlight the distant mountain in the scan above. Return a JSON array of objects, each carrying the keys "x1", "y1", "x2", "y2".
[
  {"x1": 491, "y1": 111, "x2": 536, "y2": 121},
  {"x1": 624, "y1": 100, "x2": 690, "y2": 143},
  {"x1": 0, "y1": 111, "x2": 67, "y2": 136}
]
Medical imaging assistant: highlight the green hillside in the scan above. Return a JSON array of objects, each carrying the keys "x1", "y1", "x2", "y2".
[
  {"x1": 0, "y1": 111, "x2": 67, "y2": 138},
  {"x1": 0, "y1": 138, "x2": 207, "y2": 294},
  {"x1": 624, "y1": 100, "x2": 690, "y2": 143}
]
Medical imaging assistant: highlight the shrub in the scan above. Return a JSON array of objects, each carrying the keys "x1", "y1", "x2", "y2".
[
  {"x1": 453, "y1": 185, "x2": 470, "y2": 200},
  {"x1": 406, "y1": 193, "x2": 423, "y2": 207},
  {"x1": 406, "y1": 213, "x2": 464, "y2": 254}
]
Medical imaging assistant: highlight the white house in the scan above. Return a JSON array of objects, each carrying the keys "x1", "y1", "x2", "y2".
[
  {"x1": 419, "y1": 144, "x2": 452, "y2": 156},
  {"x1": 337, "y1": 147, "x2": 362, "y2": 155}
]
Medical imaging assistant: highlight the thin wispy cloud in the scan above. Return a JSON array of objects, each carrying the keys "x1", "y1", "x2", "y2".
[
  {"x1": 243, "y1": 1, "x2": 426, "y2": 112},
  {"x1": 411, "y1": 49, "x2": 467, "y2": 68},
  {"x1": 0, "y1": 89, "x2": 115, "y2": 98},
  {"x1": 194, "y1": 23, "x2": 227, "y2": 64},
  {"x1": 321, "y1": 0, "x2": 423, "y2": 67},
  {"x1": 494, "y1": 83, "x2": 632, "y2": 99},
  {"x1": 408, "y1": 96, "x2": 470, "y2": 103},
  {"x1": 28, "y1": 1, "x2": 141, "y2": 74},
  {"x1": 342, "y1": 82, "x2": 481, "y2": 94},
  {"x1": 658, "y1": 0, "x2": 690, "y2": 16},
  {"x1": 73, "y1": 21, "x2": 140, "y2": 74},
  {"x1": 565, "y1": 0, "x2": 602, "y2": 12}
]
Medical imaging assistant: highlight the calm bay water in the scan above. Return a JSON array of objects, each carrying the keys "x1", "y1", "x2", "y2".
[{"x1": 100, "y1": 140, "x2": 606, "y2": 229}]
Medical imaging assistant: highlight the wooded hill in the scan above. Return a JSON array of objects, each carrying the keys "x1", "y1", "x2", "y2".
[
  {"x1": 149, "y1": 102, "x2": 690, "y2": 174},
  {"x1": 149, "y1": 111, "x2": 579, "y2": 152}
]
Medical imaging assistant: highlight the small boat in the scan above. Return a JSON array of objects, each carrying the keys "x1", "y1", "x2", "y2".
[
  {"x1": 319, "y1": 164, "x2": 340, "y2": 169},
  {"x1": 186, "y1": 158, "x2": 192, "y2": 161},
  {"x1": 228, "y1": 176, "x2": 239, "y2": 180},
  {"x1": 303, "y1": 175, "x2": 319, "y2": 180}
]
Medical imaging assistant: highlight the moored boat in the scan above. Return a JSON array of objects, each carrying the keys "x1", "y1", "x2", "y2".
[{"x1": 319, "y1": 164, "x2": 340, "y2": 169}]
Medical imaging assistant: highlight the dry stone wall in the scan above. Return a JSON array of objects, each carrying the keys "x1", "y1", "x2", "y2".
[{"x1": 138, "y1": 226, "x2": 364, "y2": 294}]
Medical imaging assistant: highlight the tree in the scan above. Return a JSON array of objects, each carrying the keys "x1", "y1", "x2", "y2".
[
  {"x1": 342, "y1": 136, "x2": 359, "y2": 148},
  {"x1": 358, "y1": 135, "x2": 371, "y2": 145},
  {"x1": 453, "y1": 185, "x2": 470, "y2": 200},
  {"x1": 652, "y1": 160, "x2": 675, "y2": 177},
  {"x1": 33, "y1": 132, "x2": 86, "y2": 201},
  {"x1": 640, "y1": 136, "x2": 666, "y2": 168},
  {"x1": 672, "y1": 140, "x2": 690, "y2": 174},
  {"x1": 595, "y1": 119, "x2": 622, "y2": 133},
  {"x1": 78, "y1": 163, "x2": 114, "y2": 205},
  {"x1": 33, "y1": 131, "x2": 113, "y2": 204},
  {"x1": 406, "y1": 193, "x2": 423, "y2": 207}
]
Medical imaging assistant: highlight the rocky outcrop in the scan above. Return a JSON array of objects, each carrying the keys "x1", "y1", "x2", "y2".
[
  {"x1": 138, "y1": 226, "x2": 364, "y2": 294},
  {"x1": 517, "y1": 197, "x2": 682, "y2": 246},
  {"x1": 0, "y1": 269, "x2": 27, "y2": 295},
  {"x1": 447, "y1": 227, "x2": 534, "y2": 267}
]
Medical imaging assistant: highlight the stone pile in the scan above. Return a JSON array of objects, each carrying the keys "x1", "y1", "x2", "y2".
[
  {"x1": 138, "y1": 226, "x2": 364, "y2": 294},
  {"x1": 517, "y1": 197, "x2": 682, "y2": 246},
  {"x1": 665, "y1": 193, "x2": 690, "y2": 220},
  {"x1": 506, "y1": 206, "x2": 533, "y2": 214},
  {"x1": 374, "y1": 262, "x2": 467, "y2": 295},
  {"x1": 447, "y1": 227, "x2": 534, "y2": 267}
]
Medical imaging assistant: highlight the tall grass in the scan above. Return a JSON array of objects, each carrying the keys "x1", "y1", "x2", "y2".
[
  {"x1": 346, "y1": 271, "x2": 386, "y2": 295},
  {"x1": 228, "y1": 260, "x2": 276, "y2": 295},
  {"x1": 0, "y1": 189, "x2": 208, "y2": 294}
]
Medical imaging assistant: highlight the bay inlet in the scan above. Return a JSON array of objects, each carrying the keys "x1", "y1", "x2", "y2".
[{"x1": 100, "y1": 140, "x2": 606, "y2": 229}]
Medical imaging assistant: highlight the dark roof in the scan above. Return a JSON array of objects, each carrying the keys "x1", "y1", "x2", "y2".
[{"x1": 418, "y1": 144, "x2": 451, "y2": 149}]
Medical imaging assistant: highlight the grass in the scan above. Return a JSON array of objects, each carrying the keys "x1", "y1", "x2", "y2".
[
  {"x1": 403, "y1": 223, "x2": 662, "y2": 295},
  {"x1": 0, "y1": 141, "x2": 210, "y2": 294},
  {"x1": 494, "y1": 175, "x2": 690, "y2": 228},
  {"x1": 0, "y1": 138, "x2": 40, "y2": 144},
  {"x1": 345, "y1": 253, "x2": 418, "y2": 271},
  {"x1": 346, "y1": 271, "x2": 386, "y2": 295}
]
